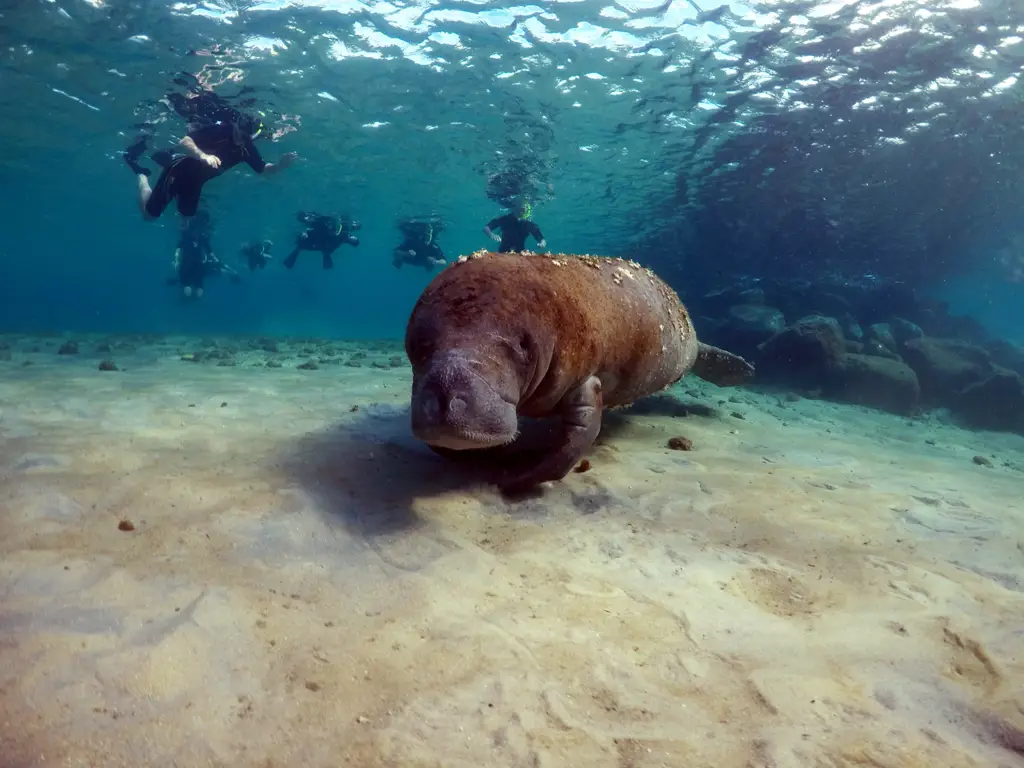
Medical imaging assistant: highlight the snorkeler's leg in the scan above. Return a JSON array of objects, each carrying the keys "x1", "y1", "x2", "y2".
[
  {"x1": 151, "y1": 149, "x2": 176, "y2": 168},
  {"x1": 283, "y1": 247, "x2": 301, "y2": 269},
  {"x1": 136, "y1": 175, "x2": 157, "y2": 220},
  {"x1": 140, "y1": 163, "x2": 181, "y2": 221},
  {"x1": 321, "y1": 250, "x2": 334, "y2": 270},
  {"x1": 176, "y1": 178, "x2": 204, "y2": 218}
]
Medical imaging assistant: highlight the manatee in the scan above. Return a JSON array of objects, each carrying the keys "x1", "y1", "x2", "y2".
[{"x1": 405, "y1": 250, "x2": 754, "y2": 492}]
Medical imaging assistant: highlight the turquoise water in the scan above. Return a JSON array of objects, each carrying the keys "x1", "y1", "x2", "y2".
[{"x1": 3, "y1": 0, "x2": 1021, "y2": 341}]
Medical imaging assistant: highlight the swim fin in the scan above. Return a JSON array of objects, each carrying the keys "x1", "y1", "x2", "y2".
[{"x1": 122, "y1": 136, "x2": 152, "y2": 177}]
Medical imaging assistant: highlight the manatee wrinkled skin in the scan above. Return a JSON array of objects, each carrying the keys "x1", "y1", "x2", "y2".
[{"x1": 405, "y1": 250, "x2": 754, "y2": 492}]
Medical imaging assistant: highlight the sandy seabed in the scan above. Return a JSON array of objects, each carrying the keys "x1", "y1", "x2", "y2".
[{"x1": 0, "y1": 332, "x2": 1022, "y2": 768}]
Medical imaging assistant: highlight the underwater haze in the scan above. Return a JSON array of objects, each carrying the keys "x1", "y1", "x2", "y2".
[
  {"x1": 2, "y1": 0, "x2": 1022, "y2": 337},
  {"x1": 2, "y1": 0, "x2": 1024, "y2": 766}
]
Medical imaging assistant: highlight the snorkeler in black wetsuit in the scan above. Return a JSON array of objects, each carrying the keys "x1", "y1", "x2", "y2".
[
  {"x1": 240, "y1": 239, "x2": 274, "y2": 271},
  {"x1": 165, "y1": 210, "x2": 242, "y2": 300},
  {"x1": 483, "y1": 200, "x2": 547, "y2": 254},
  {"x1": 166, "y1": 210, "x2": 215, "y2": 299},
  {"x1": 392, "y1": 218, "x2": 446, "y2": 271},
  {"x1": 282, "y1": 211, "x2": 361, "y2": 270},
  {"x1": 122, "y1": 86, "x2": 298, "y2": 220}
]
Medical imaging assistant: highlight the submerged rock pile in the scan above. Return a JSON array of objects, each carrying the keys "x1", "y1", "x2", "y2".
[{"x1": 693, "y1": 277, "x2": 1024, "y2": 433}]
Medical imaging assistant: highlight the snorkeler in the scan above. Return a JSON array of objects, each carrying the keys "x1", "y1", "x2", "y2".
[
  {"x1": 393, "y1": 217, "x2": 446, "y2": 271},
  {"x1": 165, "y1": 210, "x2": 242, "y2": 299},
  {"x1": 122, "y1": 86, "x2": 298, "y2": 221},
  {"x1": 483, "y1": 200, "x2": 547, "y2": 254},
  {"x1": 240, "y1": 239, "x2": 274, "y2": 271},
  {"x1": 282, "y1": 211, "x2": 361, "y2": 270},
  {"x1": 166, "y1": 210, "x2": 214, "y2": 299}
]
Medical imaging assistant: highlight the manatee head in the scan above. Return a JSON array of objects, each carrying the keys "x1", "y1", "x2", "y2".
[{"x1": 409, "y1": 348, "x2": 520, "y2": 450}]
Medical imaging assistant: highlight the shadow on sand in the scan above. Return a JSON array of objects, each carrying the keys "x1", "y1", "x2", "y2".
[
  {"x1": 275, "y1": 391, "x2": 723, "y2": 540},
  {"x1": 620, "y1": 393, "x2": 721, "y2": 420}
]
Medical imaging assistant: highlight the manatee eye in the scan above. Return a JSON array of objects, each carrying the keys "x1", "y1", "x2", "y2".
[
  {"x1": 501, "y1": 332, "x2": 531, "y2": 361},
  {"x1": 415, "y1": 343, "x2": 434, "y2": 367},
  {"x1": 407, "y1": 334, "x2": 433, "y2": 367}
]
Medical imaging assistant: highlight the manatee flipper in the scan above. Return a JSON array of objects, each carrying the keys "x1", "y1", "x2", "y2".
[
  {"x1": 692, "y1": 342, "x2": 755, "y2": 387},
  {"x1": 498, "y1": 376, "x2": 603, "y2": 493}
]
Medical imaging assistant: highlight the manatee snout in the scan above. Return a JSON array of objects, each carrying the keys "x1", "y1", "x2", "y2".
[{"x1": 411, "y1": 354, "x2": 518, "y2": 450}]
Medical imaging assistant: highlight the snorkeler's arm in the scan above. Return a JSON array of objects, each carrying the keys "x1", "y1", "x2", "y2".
[
  {"x1": 179, "y1": 136, "x2": 220, "y2": 168},
  {"x1": 483, "y1": 219, "x2": 502, "y2": 242},
  {"x1": 531, "y1": 222, "x2": 546, "y2": 249},
  {"x1": 179, "y1": 137, "x2": 203, "y2": 158},
  {"x1": 260, "y1": 152, "x2": 299, "y2": 177}
]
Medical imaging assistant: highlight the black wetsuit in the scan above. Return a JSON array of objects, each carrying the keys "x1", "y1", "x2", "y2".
[
  {"x1": 172, "y1": 229, "x2": 213, "y2": 291},
  {"x1": 393, "y1": 237, "x2": 444, "y2": 270},
  {"x1": 165, "y1": 90, "x2": 238, "y2": 132},
  {"x1": 283, "y1": 214, "x2": 359, "y2": 270},
  {"x1": 486, "y1": 214, "x2": 544, "y2": 253},
  {"x1": 241, "y1": 242, "x2": 271, "y2": 271},
  {"x1": 143, "y1": 123, "x2": 266, "y2": 218}
]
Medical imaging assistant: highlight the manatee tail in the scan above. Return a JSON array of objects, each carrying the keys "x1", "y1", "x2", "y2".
[{"x1": 693, "y1": 342, "x2": 755, "y2": 387}]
